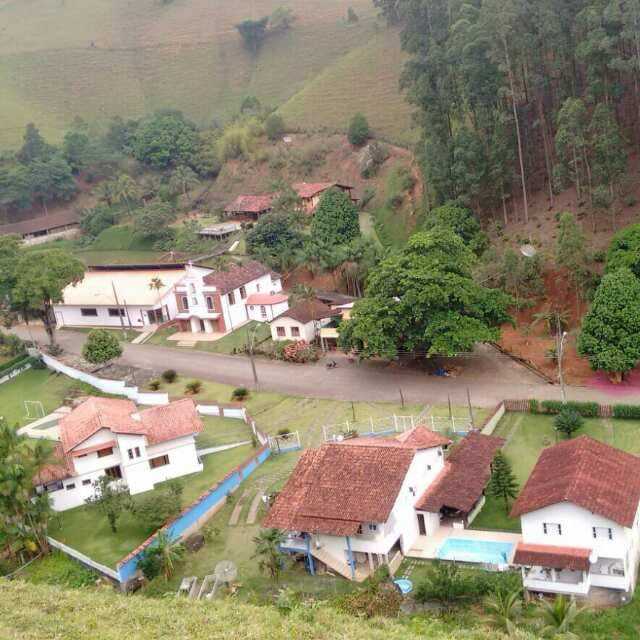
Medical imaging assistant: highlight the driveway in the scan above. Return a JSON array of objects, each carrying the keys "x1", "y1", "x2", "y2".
[{"x1": 12, "y1": 326, "x2": 640, "y2": 407}]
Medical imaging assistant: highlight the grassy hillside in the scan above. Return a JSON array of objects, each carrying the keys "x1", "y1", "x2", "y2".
[
  {"x1": 279, "y1": 27, "x2": 415, "y2": 145},
  {"x1": 0, "y1": 0, "x2": 411, "y2": 147},
  {"x1": 0, "y1": 581, "x2": 517, "y2": 640}
]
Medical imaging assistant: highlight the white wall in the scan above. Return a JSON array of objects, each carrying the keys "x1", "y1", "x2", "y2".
[
  {"x1": 271, "y1": 317, "x2": 316, "y2": 342},
  {"x1": 247, "y1": 299, "x2": 289, "y2": 322},
  {"x1": 220, "y1": 273, "x2": 282, "y2": 331},
  {"x1": 53, "y1": 304, "x2": 152, "y2": 328}
]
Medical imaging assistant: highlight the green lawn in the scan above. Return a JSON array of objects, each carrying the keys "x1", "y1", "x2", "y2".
[
  {"x1": 0, "y1": 369, "x2": 90, "y2": 428},
  {"x1": 49, "y1": 444, "x2": 255, "y2": 567},
  {"x1": 61, "y1": 327, "x2": 139, "y2": 342},
  {"x1": 148, "y1": 321, "x2": 272, "y2": 355},
  {"x1": 471, "y1": 412, "x2": 640, "y2": 531},
  {"x1": 196, "y1": 416, "x2": 253, "y2": 449}
]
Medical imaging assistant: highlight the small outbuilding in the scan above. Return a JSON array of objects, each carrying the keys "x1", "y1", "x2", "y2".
[{"x1": 270, "y1": 300, "x2": 341, "y2": 343}]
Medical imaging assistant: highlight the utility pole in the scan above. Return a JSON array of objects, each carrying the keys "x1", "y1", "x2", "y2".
[
  {"x1": 246, "y1": 325, "x2": 259, "y2": 389},
  {"x1": 399, "y1": 388, "x2": 405, "y2": 409},
  {"x1": 466, "y1": 387, "x2": 475, "y2": 428},
  {"x1": 556, "y1": 324, "x2": 569, "y2": 405},
  {"x1": 111, "y1": 281, "x2": 127, "y2": 340}
]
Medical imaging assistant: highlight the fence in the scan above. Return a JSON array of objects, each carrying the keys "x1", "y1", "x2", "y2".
[
  {"x1": 116, "y1": 446, "x2": 271, "y2": 586},
  {"x1": 47, "y1": 536, "x2": 120, "y2": 582},
  {"x1": 39, "y1": 352, "x2": 169, "y2": 406},
  {"x1": 503, "y1": 399, "x2": 617, "y2": 418},
  {"x1": 480, "y1": 403, "x2": 506, "y2": 436},
  {"x1": 0, "y1": 359, "x2": 33, "y2": 386},
  {"x1": 268, "y1": 431, "x2": 302, "y2": 453}
]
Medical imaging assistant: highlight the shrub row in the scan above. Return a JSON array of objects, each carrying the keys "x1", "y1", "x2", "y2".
[
  {"x1": 612, "y1": 404, "x2": 640, "y2": 419},
  {"x1": 0, "y1": 354, "x2": 35, "y2": 377},
  {"x1": 528, "y1": 399, "x2": 600, "y2": 417}
]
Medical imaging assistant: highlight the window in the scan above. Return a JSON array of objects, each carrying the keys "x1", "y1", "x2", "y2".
[
  {"x1": 239, "y1": 286, "x2": 247, "y2": 299},
  {"x1": 80, "y1": 308, "x2": 98, "y2": 317},
  {"x1": 189, "y1": 283, "x2": 196, "y2": 294},
  {"x1": 82, "y1": 479, "x2": 91, "y2": 486},
  {"x1": 437, "y1": 450, "x2": 443, "y2": 457},
  {"x1": 181, "y1": 296, "x2": 189, "y2": 310},
  {"x1": 260, "y1": 305, "x2": 267, "y2": 318},
  {"x1": 128, "y1": 447, "x2": 141, "y2": 460},
  {"x1": 44, "y1": 480, "x2": 63, "y2": 493},
  {"x1": 190, "y1": 296, "x2": 197, "y2": 306},
  {"x1": 256, "y1": 283, "x2": 261, "y2": 292},
  {"x1": 108, "y1": 308, "x2": 125, "y2": 317},
  {"x1": 104, "y1": 465, "x2": 122, "y2": 479},
  {"x1": 206, "y1": 296, "x2": 214, "y2": 311},
  {"x1": 408, "y1": 487, "x2": 416, "y2": 496},
  {"x1": 543, "y1": 522, "x2": 562, "y2": 536},
  {"x1": 357, "y1": 524, "x2": 363, "y2": 535},
  {"x1": 65, "y1": 483, "x2": 76, "y2": 490},
  {"x1": 97, "y1": 447, "x2": 113, "y2": 458},
  {"x1": 368, "y1": 523, "x2": 378, "y2": 532},
  {"x1": 276, "y1": 327, "x2": 286, "y2": 337},
  {"x1": 149, "y1": 454, "x2": 170, "y2": 469},
  {"x1": 228, "y1": 291, "x2": 236, "y2": 305},
  {"x1": 291, "y1": 326, "x2": 300, "y2": 337},
  {"x1": 593, "y1": 526, "x2": 613, "y2": 540},
  {"x1": 426, "y1": 464, "x2": 432, "y2": 471}
]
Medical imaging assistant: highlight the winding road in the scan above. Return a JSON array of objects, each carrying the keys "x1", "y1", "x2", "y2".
[{"x1": 13, "y1": 326, "x2": 639, "y2": 407}]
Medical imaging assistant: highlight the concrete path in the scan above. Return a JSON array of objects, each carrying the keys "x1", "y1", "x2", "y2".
[
  {"x1": 246, "y1": 492, "x2": 264, "y2": 525},
  {"x1": 14, "y1": 326, "x2": 640, "y2": 407},
  {"x1": 196, "y1": 441, "x2": 251, "y2": 457},
  {"x1": 229, "y1": 489, "x2": 249, "y2": 526}
]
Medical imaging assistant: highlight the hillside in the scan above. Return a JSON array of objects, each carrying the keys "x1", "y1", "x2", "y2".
[
  {"x1": 0, "y1": 581, "x2": 507, "y2": 640},
  {"x1": 0, "y1": 0, "x2": 411, "y2": 147}
]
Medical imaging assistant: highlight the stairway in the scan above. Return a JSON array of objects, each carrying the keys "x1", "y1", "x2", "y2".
[{"x1": 311, "y1": 546, "x2": 369, "y2": 582}]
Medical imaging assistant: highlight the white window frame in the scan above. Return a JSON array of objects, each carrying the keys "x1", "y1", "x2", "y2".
[{"x1": 543, "y1": 522, "x2": 562, "y2": 536}]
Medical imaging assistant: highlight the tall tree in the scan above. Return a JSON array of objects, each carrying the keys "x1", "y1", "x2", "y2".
[
  {"x1": 85, "y1": 475, "x2": 131, "y2": 534},
  {"x1": 17, "y1": 123, "x2": 53, "y2": 165},
  {"x1": 556, "y1": 212, "x2": 589, "y2": 314},
  {"x1": 606, "y1": 223, "x2": 640, "y2": 277},
  {"x1": 252, "y1": 528, "x2": 285, "y2": 581},
  {"x1": 236, "y1": 17, "x2": 270, "y2": 55},
  {"x1": 168, "y1": 165, "x2": 200, "y2": 198},
  {"x1": 339, "y1": 229, "x2": 512, "y2": 359},
  {"x1": 311, "y1": 188, "x2": 360, "y2": 247},
  {"x1": 12, "y1": 250, "x2": 85, "y2": 346},
  {"x1": 487, "y1": 450, "x2": 519, "y2": 513}
]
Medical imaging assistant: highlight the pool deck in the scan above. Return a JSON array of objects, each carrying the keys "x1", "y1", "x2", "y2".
[{"x1": 407, "y1": 527, "x2": 522, "y2": 562}]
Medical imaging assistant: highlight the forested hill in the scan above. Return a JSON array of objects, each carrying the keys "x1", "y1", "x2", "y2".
[{"x1": 387, "y1": 0, "x2": 638, "y2": 228}]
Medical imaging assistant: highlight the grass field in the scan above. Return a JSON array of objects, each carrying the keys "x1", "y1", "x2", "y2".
[
  {"x1": 49, "y1": 444, "x2": 254, "y2": 567},
  {"x1": 0, "y1": 0, "x2": 411, "y2": 147},
  {"x1": 471, "y1": 412, "x2": 640, "y2": 532},
  {"x1": 197, "y1": 415, "x2": 253, "y2": 449}
]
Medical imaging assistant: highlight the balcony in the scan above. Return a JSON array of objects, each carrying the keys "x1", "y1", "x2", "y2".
[
  {"x1": 281, "y1": 535, "x2": 307, "y2": 553},
  {"x1": 523, "y1": 567, "x2": 590, "y2": 596}
]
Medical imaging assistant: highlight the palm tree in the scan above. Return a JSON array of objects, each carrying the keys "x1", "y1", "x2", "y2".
[
  {"x1": 169, "y1": 165, "x2": 200, "y2": 199},
  {"x1": 113, "y1": 174, "x2": 141, "y2": 214},
  {"x1": 149, "y1": 277, "x2": 165, "y2": 293},
  {"x1": 153, "y1": 531, "x2": 185, "y2": 581},
  {"x1": 538, "y1": 595, "x2": 584, "y2": 638},
  {"x1": 483, "y1": 589, "x2": 522, "y2": 635},
  {"x1": 252, "y1": 528, "x2": 285, "y2": 581},
  {"x1": 94, "y1": 180, "x2": 117, "y2": 206}
]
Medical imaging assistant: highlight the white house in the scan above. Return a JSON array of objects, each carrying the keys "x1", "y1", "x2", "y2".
[
  {"x1": 53, "y1": 260, "x2": 284, "y2": 336},
  {"x1": 270, "y1": 300, "x2": 340, "y2": 343},
  {"x1": 511, "y1": 436, "x2": 640, "y2": 598},
  {"x1": 34, "y1": 397, "x2": 204, "y2": 511}
]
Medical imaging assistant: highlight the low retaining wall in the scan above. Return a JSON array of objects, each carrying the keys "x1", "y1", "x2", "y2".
[
  {"x1": 0, "y1": 361, "x2": 32, "y2": 385},
  {"x1": 480, "y1": 403, "x2": 506, "y2": 435},
  {"x1": 40, "y1": 353, "x2": 168, "y2": 405},
  {"x1": 47, "y1": 537, "x2": 119, "y2": 582},
  {"x1": 116, "y1": 445, "x2": 271, "y2": 586}
]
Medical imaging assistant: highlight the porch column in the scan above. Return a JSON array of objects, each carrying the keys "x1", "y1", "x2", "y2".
[
  {"x1": 345, "y1": 536, "x2": 356, "y2": 579},
  {"x1": 204, "y1": 319, "x2": 214, "y2": 334},
  {"x1": 189, "y1": 317, "x2": 199, "y2": 333},
  {"x1": 368, "y1": 553, "x2": 375, "y2": 573},
  {"x1": 305, "y1": 534, "x2": 315, "y2": 576}
]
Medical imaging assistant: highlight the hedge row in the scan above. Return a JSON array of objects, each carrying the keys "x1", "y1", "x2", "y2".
[
  {"x1": 529, "y1": 399, "x2": 600, "y2": 417},
  {"x1": 612, "y1": 405, "x2": 640, "y2": 419},
  {"x1": 0, "y1": 354, "x2": 36, "y2": 377}
]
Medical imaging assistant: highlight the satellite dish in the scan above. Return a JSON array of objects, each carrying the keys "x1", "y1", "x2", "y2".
[
  {"x1": 214, "y1": 560, "x2": 238, "y2": 584},
  {"x1": 520, "y1": 244, "x2": 537, "y2": 258}
]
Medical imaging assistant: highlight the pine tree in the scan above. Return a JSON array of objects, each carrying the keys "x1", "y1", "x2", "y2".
[{"x1": 487, "y1": 450, "x2": 519, "y2": 513}]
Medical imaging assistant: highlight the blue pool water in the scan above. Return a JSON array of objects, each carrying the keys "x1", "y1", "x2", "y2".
[{"x1": 436, "y1": 538, "x2": 513, "y2": 565}]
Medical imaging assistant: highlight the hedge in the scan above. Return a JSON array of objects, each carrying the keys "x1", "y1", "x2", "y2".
[
  {"x1": 612, "y1": 405, "x2": 640, "y2": 419},
  {"x1": 539, "y1": 400, "x2": 600, "y2": 417},
  {"x1": 0, "y1": 353, "x2": 32, "y2": 376}
]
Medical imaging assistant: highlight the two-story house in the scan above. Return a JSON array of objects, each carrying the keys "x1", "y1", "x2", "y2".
[
  {"x1": 511, "y1": 436, "x2": 640, "y2": 598},
  {"x1": 53, "y1": 261, "x2": 286, "y2": 336},
  {"x1": 264, "y1": 427, "x2": 452, "y2": 580},
  {"x1": 34, "y1": 397, "x2": 204, "y2": 511}
]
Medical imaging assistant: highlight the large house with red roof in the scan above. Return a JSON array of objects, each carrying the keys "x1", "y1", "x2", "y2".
[
  {"x1": 53, "y1": 261, "x2": 287, "y2": 336},
  {"x1": 511, "y1": 436, "x2": 640, "y2": 598},
  {"x1": 264, "y1": 428, "x2": 501, "y2": 581},
  {"x1": 35, "y1": 397, "x2": 204, "y2": 511}
]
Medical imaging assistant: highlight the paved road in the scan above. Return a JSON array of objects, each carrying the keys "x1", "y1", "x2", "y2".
[{"x1": 13, "y1": 326, "x2": 640, "y2": 407}]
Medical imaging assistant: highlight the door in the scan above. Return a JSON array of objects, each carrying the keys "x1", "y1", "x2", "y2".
[
  {"x1": 199, "y1": 319, "x2": 206, "y2": 332},
  {"x1": 417, "y1": 514, "x2": 426, "y2": 536}
]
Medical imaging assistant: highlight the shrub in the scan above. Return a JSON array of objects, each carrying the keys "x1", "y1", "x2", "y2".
[
  {"x1": 276, "y1": 428, "x2": 292, "y2": 438},
  {"x1": 161, "y1": 369, "x2": 177, "y2": 383},
  {"x1": 554, "y1": 408, "x2": 584, "y2": 439},
  {"x1": 185, "y1": 379, "x2": 202, "y2": 394},
  {"x1": 148, "y1": 379, "x2": 161, "y2": 391},
  {"x1": 348, "y1": 113, "x2": 370, "y2": 146},
  {"x1": 265, "y1": 113, "x2": 285, "y2": 141},
  {"x1": 132, "y1": 489, "x2": 181, "y2": 533},
  {"x1": 81, "y1": 330, "x2": 123, "y2": 365},
  {"x1": 20, "y1": 552, "x2": 96, "y2": 588},
  {"x1": 282, "y1": 341, "x2": 318, "y2": 363},
  {"x1": 540, "y1": 400, "x2": 599, "y2": 417},
  {"x1": 612, "y1": 404, "x2": 640, "y2": 419},
  {"x1": 231, "y1": 387, "x2": 249, "y2": 401},
  {"x1": 138, "y1": 548, "x2": 163, "y2": 581},
  {"x1": 528, "y1": 399, "x2": 539, "y2": 414},
  {"x1": 273, "y1": 340, "x2": 293, "y2": 360},
  {"x1": 202, "y1": 524, "x2": 221, "y2": 545},
  {"x1": 337, "y1": 583, "x2": 401, "y2": 618}
]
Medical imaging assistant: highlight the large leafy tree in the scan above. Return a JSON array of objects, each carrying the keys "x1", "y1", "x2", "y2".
[
  {"x1": 16, "y1": 123, "x2": 53, "y2": 165},
  {"x1": 246, "y1": 211, "x2": 305, "y2": 269},
  {"x1": 339, "y1": 229, "x2": 512, "y2": 359},
  {"x1": 311, "y1": 188, "x2": 360, "y2": 247},
  {"x1": 12, "y1": 249, "x2": 85, "y2": 346},
  {"x1": 28, "y1": 154, "x2": 77, "y2": 211},
  {"x1": 133, "y1": 111, "x2": 198, "y2": 170},
  {"x1": 236, "y1": 17, "x2": 269, "y2": 55},
  {"x1": 82, "y1": 329, "x2": 123, "y2": 365},
  {"x1": 606, "y1": 223, "x2": 640, "y2": 278},
  {"x1": 422, "y1": 203, "x2": 487, "y2": 255},
  {"x1": 86, "y1": 475, "x2": 131, "y2": 534},
  {"x1": 577, "y1": 268, "x2": 640, "y2": 383},
  {"x1": 0, "y1": 235, "x2": 22, "y2": 302},
  {"x1": 132, "y1": 202, "x2": 177, "y2": 241},
  {"x1": 0, "y1": 164, "x2": 33, "y2": 211}
]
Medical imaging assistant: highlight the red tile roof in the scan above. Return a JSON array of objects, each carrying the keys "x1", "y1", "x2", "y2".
[
  {"x1": 203, "y1": 260, "x2": 274, "y2": 294},
  {"x1": 277, "y1": 300, "x2": 340, "y2": 324},
  {"x1": 58, "y1": 397, "x2": 203, "y2": 453},
  {"x1": 510, "y1": 436, "x2": 640, "y2": 528},
  {"x1": 513, "y1": 543, "x2": 591, "y2": 571},
  {"x1": 34, "y1": 443, "x2": 74, "y2": 485},
  {"x1": 0, "y1": 210, "x2": 80, "y2": 237},
  {"x1": 245, "y1": 293, "x2": 289, "y2": 305},
  {"x1": 224, "y1": 194, "x2": 275, "y2": 214},
  {"x1": 396, "y1": 426, "x2": 451, "y2": 450},
  {"x1": 263, "y1": 442, "x2": 415, "y2": 536},
  {"x1": 292, "y1": 182, "x2": 352, "y2": 199},
  {"x1": 71, "y1": 440, "x2": 117, "y2": 457},
  {"x1": 416, "y1": 431, "x2": 504, "y2": 513}
]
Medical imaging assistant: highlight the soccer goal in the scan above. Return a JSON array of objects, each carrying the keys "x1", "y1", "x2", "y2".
[{"x1": 24, "y1": 400, "x2": 45, "y2": 420}]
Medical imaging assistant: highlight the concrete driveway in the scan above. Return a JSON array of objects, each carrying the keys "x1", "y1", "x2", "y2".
[{"x1": 12, "y1": 326, "x2": 639, "y2": 407}]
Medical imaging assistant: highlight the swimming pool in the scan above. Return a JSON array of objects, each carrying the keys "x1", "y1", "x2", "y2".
[{"x1": 436, "y1": 538, "x2": 513, "y2": 565}]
